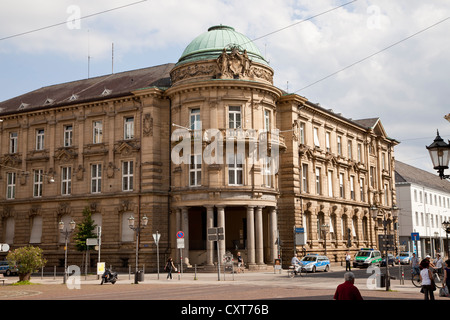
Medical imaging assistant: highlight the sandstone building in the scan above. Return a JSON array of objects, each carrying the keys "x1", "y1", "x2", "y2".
[{"x1": 0, "y1": 26, "x2": 399, "y2": 270}]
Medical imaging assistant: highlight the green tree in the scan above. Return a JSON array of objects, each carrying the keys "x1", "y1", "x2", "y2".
[
  {"x1": 7, "y1": 246, "x2": 47, "y2": 282},
  {"x1": 73, "y1": 206, "x2": 98, "y2": 270}
]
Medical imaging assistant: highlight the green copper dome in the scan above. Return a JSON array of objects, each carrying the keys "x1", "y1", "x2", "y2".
[{"x1": 177, "y1": 25, "x2": 268, "y2": 66}]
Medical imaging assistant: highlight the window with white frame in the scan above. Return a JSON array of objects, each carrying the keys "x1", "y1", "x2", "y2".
[
  {"x1": 302, "y1": 163, "x2": 308, "y2": 193},
  {"x1": 313, "y1": 127, "x2": 320, "y2": 147},
  {"x1": 315, "y1": 167, "x2": 321, "y2": 195},
  {"x1": 9, "y1": 132, "x2": 18, "y2": 154},
  {"x1": 337, "y1": 136, "x2": 342, "y2": 156},
  {"x1": 189, "y1": 154, "x2": 202, "y2": 187},
  {"x1": 326, "y1": 132, "x2": 331, "y2": 153},
  {"x1": 357, "y1": 143, "x2": 363, "y2": 163},
  {"x1": 91, "y1": 164, "x2": 102, "y2": 193},
  {"x1": 122, "y1": 161, "x2": 133, "y2": 191},
  {"x1": 228, "y1": 106, "x2": 241, "y2": 129},
  {"x1": 33, "y1": 170, "x2": 43, "y2": 198},
  {"x1": 36, "y1": 129, "x2": 45, "y2": 150},
  {"x1": 360, "y1": 177, "x2": 365, "y2": 202},
  {"x1": 124, "y1": 117, "x2": 134, "y2": 140},
  {"x1": 300, "y1": 122, "x2": 305, "y2": 144},
  {"x1": 6, "y1": 172, "x2": 16, "y2": 199},
  {"x1": 64, "y1": 125, "x2": 73, "y2": 147},
  {"x1": 327, "y1": 170, "x2": 333, "y2": 197},
  {"x1": 264, "y1": 109, "x2": 270, "y2": 132},
  {"x1": 348, "y1": 140, "x2": 353, "y2": 160},
  {"x1": 93, "y1": 121, "x2": 103, "y2": 144},
  {"x1": 228, "y1": 153, "x2": 243, "y2": 185},
  {"x1": 339, "y1": 172, "x2": 345, "y2": 198},
  {"x1": 61, "y1": 167, "x2": 71, "y2": 195},
  {"x1": 262, "y1": 158, "x2": 272, "y2": 187},
  {"x1": 350, "y1": 175, "x2": 355, "y2": 200},
  {"x1": 190, "y1": 108, "x2": 201, "y2": 140}
]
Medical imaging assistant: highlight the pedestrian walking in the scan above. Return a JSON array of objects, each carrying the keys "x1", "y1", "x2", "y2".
[
  {"x1": 333, "y1": 272, "x2": 363, "y2": 300},
  {"x1": 237, "y1": 252, "x2": 244, "y2": 273},
  {"x1": 345, "y1": 252, "x2": 351, "y2": 271},
  {"x1": 440, "y1": 259, "x2": 450, "y2": 297},
  {"x1": 164, "y1": 257, "x2": 176, "y2": 280},
  {"x1": 420, "y1": 259, "x2": 435, "y2": 300}
]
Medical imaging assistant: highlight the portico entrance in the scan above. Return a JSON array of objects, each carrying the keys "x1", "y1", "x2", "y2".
[{"x1": 174, "y1": 205, "x2": 278, "y2": 270}]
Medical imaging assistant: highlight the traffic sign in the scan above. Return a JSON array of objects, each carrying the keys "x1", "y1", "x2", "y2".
[
  {"x1": 177, "y1": 238, "x2": 185, "y2": 249},
  {"x1": 411, "y1": 232, "x2": 420, "y2": 241},
  {"x1": 176, "y1": 231, "x2": 184, "y2": 239},
  {"x1": 0, "y1": 244, "x2": 10, "y2": 252}
]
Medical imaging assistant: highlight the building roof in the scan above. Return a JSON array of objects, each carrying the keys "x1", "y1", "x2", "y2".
[
  {"x1": 395, "y1": 160, "x2": 450, "y2": 193},
  {"x1": 0, "y1": 63, "x2": 175, "y2": 116},
  {"x1": 176, "y1": 25, "x2": 268, "y2": 66}
]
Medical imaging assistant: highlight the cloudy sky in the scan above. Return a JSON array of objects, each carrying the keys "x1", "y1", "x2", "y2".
[{"x1": 1, "y1": 0, "x2": 449, "y2": 174}]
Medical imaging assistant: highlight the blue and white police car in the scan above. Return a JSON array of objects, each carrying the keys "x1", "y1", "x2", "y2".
[
  {"x1": 300, "y1": 254, "x2": 330, "y2": 273},
  {"x1": 0, "y1": 261, "x2": 18, "y2": 276}
]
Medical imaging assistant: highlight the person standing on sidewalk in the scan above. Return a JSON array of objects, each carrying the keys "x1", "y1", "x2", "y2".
[
  {"x1": 420, "y1": 259, "x2": 435, "y2": 300},
  {"x1": 345, "y1": 252, "x2": 352, "y2": 271}
]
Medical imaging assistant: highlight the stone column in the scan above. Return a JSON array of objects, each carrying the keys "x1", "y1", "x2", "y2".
[
  {"x1": 217, "y1": 206, "x2": 226, "y2": 262},
  {"x1": 246, "y1": 206, "x2": 255, "y2": 266},
  {"x1": 255, "y1": 206, "x2": 264, "y2": 265},
  {"x1": 181, "y1": 207, "x2": 190, "y2": 266},
  {"x1": 205, "y1": 205, "x2": 214, "y2": 266},
  {"x1": 269, "y1": 207, "x2": 278, "y2": 263}
]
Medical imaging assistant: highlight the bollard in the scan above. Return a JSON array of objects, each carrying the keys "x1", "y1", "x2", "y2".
[{"x1": 194, "y1": 264, "x2": 198, "y2": 280}]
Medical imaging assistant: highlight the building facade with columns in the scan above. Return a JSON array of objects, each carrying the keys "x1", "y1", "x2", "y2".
[{"x1": 0, "y1": 26, "x2": 398, "y2": 270}]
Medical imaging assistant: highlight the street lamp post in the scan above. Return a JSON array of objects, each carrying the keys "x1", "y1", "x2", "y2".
[
  {"x1": 426, "y1": 130, "x2": 450, "y2": 180},
  {"x1": 321, "y1": 224, "x2": 329, "y2": 256},
  {"x1": 370, "y1": 196, "x2": 399, "y2": 291},
  {"x1": 443, "y1": 220, "x2": 450, "y2": 258},
  {"x1": 59, "y1": 219, "x2": 76, "y2": 284},
  {"x1": 128, "y1": 215, "x2": 148, "y2": 284}
]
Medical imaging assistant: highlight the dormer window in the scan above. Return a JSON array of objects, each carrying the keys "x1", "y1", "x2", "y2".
[
  {"x1": 69, "y1": 94, "x2": 79, "y2": 101},
  {"x1": 44, "y1": 98, "x2": 54, "y2": 105},
  {"x1": 101, "y1": 89, "x2": 112, "y2": 96},
  {"x1": 18, "y1": 103, "x2": 29, "y2": 110}
]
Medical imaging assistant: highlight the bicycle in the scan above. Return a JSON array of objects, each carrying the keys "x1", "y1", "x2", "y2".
[
  {"x1": 288, "y1": 264, "x2": 306, "y2": 278},
  {"x1": 411, "y1": 268, "x2": 443, "y2": 288}
]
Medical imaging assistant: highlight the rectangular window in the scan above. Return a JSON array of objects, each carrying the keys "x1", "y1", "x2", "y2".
[
  {"x1": 262, "y1": 158, "x2": 272, "y2": 187},
  {"x1": 357, "y1": 143, "x2": 363, "y2": 163},
  {"x1": 6, "y1": 172, "x2": 16, "y2": 199},
  {"x1": 337, "y1": 136, "x2": 342, "y2": 156},
  {"x1": 264, "y1": 109, "x2": 270, "y2": 132},
  {"x1": 36, "y1": 129, "x2": 45, "y2": 150},
  {"x1": 64, "y1": 125, "x2": 73, "y2": 147},
  {"x1": 93, "y1": 121, "x2": 103, "y2": 144},
  {"x1": 33, "y1": 170, "x2": 43, "y2": 198},
  {"x1": 61, "y1": 167, "x2": 72, "y2": 195},
  {"x1": 360, "y1": 178, "x2": 365, "y2": 202},
  {"x1": 315, "y1": 167, "x2": 321, "y2": 195},
  {"x1": 189, "y1": 155, "x2": 202, "y2": 187},
  {"x1": 313, "y1": 127, "x2": 320, "y2": 147},
  {"x1": 190, "y1": 108, "x2": 201, "y2": 140},
  {"x1": 348, "y1": 140, "x2": 353, "y2": 160},
  {"x1": 228, "y1": 153, "x2": 243, "y2": 186},
  {"x1": 326, "y1": 132, "x2": 331, "y2": 153},
  {"x1": 124, "y1": 117, "x2": 134, "y2": 140},
  {"x1": 91, "y1": 164, "x2": 102, "y2": 193},
  {"x1": 228, "y1": 106, "x2": 241, "y2": 129},
  {"x1": 327, "y1": 170, "x2": 333, "y2": 197},
  {"x1": 350, "y1": 176, "x2": 355, "y2": 200},
  {"x1": 9, "y1": 132, "x2": 18, "y2": 154},
  {"x1": 302, "y1": 164, "x2": 308, "y2": 193},
  {"x1": 300, "y1": 123, "x2": 305, "y2": 144},
  {"x1": 339, "y1": 172, "x2": 345, "y2": 198},
  {"x1": 122, "y1": 161, "x2": 134, "y2": 191}
]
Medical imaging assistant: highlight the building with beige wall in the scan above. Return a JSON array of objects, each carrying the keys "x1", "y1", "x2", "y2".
[{"x1": 0, "y1": 26, "x2": 398, "y2": 271}]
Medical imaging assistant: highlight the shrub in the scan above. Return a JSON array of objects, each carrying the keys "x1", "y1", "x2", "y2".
[{"x1": 6, "y1": 246, "x2": 47, "y2": 282}]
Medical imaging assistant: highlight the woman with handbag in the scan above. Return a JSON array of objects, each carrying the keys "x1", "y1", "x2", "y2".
[
  {"x1": 420, "y1": 259, "x2": 435, "y2": 300},
  {"x1": 442, "y1": 259, "x2": 450, "y2": 297},
  {"x1": 165, "y1": 257, "x2": 176, "y2": 280}
]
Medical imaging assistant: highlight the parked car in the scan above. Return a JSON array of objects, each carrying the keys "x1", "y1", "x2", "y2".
[
  {"x1": 300, "y1": 254, "x2": 330, "y2": 272},
  {"x1": 0, "y1": 261, "x2": 18, "y2": 276},
  {"x1": 395, "y1": 252, "x2": 412, "y2": 265},
  {"x1": 381, "y1": 254, "x2": 395, "y2": 267},
  {"x1": 353, "y1": 248, "x2": 382, "y2": 268}
]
